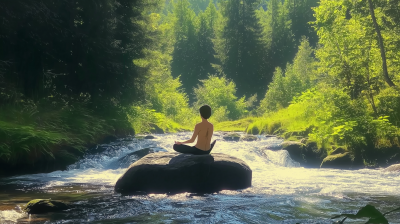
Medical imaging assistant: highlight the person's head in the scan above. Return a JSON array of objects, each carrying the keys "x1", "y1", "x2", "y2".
[{"x1": 199, "y1": 105, "x2": 211, "y2": 120}]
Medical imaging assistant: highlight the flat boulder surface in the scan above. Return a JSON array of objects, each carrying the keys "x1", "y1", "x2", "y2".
[{"x1": 115, "y1": 152, "x2": 252, "y2": 194}]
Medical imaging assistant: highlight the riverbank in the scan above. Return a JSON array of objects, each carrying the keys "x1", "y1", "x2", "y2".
[{"x1": 0, "y1": 104, "x2": 135, "y2": 177}]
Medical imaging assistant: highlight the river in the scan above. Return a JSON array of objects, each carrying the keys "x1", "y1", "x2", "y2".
[{"x1": 0, "y1": 132, "x2": 399, "y2": 223}]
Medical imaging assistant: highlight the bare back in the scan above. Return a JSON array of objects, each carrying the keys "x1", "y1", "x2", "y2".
[{"x1": 193, "y1": 121, "x2": 214, "y2": 151}]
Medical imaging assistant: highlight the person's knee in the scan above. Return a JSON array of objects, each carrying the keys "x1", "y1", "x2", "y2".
[{"x1": 173, "y1": 144, "x2": 179, "y2": 151}]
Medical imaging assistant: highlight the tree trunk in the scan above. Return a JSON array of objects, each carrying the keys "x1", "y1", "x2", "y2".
[{"x1": 367, "y1": 0, "x2": 396, "y2": 87}]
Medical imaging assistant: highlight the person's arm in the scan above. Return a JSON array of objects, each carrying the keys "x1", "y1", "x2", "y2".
[{"x1": 175, "y1": 124, "x2": 199, "y2": 145}]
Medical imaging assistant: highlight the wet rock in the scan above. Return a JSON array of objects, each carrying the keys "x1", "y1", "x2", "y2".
[
  {"x1": 265, "y1": 135, "x2": 277, "y2": 138},
  {"x1": 320, "y1": 152, "x2": 355, "y2": 169},
  {"x1": 23, "y1": 199, "x2": 69, "y2": 214},
  {"x1": 149, "y1": 124, "x2": 164, "y2": 134},
  {"x1": 362, "y1": 146, "x2": 400, "y2": 168},
  {"x1": 115, "y1": 152, "x2": 252, "y2": 194},
  {"x1": 144, "y1": 135, "x2": 155, "y2": 139},
  {"x1": 120, "y1": 147, "x2": 167, "y2": 161},
  {"x1": 241, "y1": 135, "x2": 258, "y2": 141},
  {"x1": 135, "y1": 135, "x2": 145, "y2": 140},
  {"x1": 109, "y1": 147, "x2": 168, "y2": 169},
  {"x1": 282, "y1": 141, "x2": 304, "y2": 162},
  {"x1": 223, "y1": 133, "x2": 241, "y2": 141},
  {"x1": 383, "y1": 164, "x2": 400, "y2": 172},
  {"x1": 282, "y1": 141, "x2": 326, "y2": 168}
]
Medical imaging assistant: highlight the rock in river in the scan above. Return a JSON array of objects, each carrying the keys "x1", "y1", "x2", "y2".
[
  {"x1": 320, "y1": 152, "x2": 355, "y2": 169},
  {"x1": 383, "y1": 164, "x2": 400, "y2": 172},
  {"x1": 23, "y1": 199, "x2": 69, "y2": 214},
  {"x1": 114, "y1": 152, "x2": 252, "y2": 194}
]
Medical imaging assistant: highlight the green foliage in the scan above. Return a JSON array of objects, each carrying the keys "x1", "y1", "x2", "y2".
[
  {"x1": 375, "y1": 88, "x2": 400, "y2": 126},
  {"x1": 257, "y1": 0, "x2": 295, "y2": 71},
  {"x1": 127, "y1": 105, "x2": 188, "y2": 134},
  {"x1": 258, "y1": 38, "x2": 315, "y2": 113},
  {"x1": 0, "y1": 102, "x2": 127, "y2": 165},
  {"x1": 214, "y1": 118, "x2": 255, "y2": 132},
  {"x1": 332, "y1": 204, "x2": 400, "y2": 224},
  {"x1": 250, "y1": 85, "x2": 400, "y2": 153},
  {"x1": 133, "y1": 10, "x2": 195, "y2": 130},
  {"x1": 194, "y1": 76, "x2": 252, "y2": 122},
  {"x1": 213, "y1": 0, "x2": 267, "y2": 97},
  {"x1": 0, "y1": 0, "x2": 163, "y2": 106}
]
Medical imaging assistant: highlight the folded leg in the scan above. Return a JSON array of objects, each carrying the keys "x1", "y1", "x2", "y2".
[{"x1": 173, "y1": 144, "x2": 199, "y2": 154}]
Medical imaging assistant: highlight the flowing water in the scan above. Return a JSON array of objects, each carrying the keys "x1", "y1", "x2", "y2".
[{"x1": 0, "y1": 132, "x2": 399, "y2": 223}]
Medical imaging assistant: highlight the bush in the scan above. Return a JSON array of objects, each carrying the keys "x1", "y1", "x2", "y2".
[
  {"x1": 375, "y1": 87, "x2": 400, "y2": 127},
  {"x1": 194, "y1": 75, "x2": 252, "y2": 122},
  {"x1": 258, "y1": 38, "x2": 315, "y2": 114}
]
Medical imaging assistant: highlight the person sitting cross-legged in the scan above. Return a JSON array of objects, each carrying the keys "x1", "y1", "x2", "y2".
[{"x1": 173, "y1": 105, "x2": 216, "y2": 155}]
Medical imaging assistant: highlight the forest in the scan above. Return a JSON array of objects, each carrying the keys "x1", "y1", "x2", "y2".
[{"x1": 0, "y1": 0, "x2": 399, "y2": 175}]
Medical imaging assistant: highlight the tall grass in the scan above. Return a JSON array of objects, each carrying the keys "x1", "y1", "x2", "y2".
[{"x1": 0, "y1": 102, "x2": 133, "y2": 174}]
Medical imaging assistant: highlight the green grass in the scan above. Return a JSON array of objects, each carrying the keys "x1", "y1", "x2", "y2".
[
  {"x1": 246, "y1": 101, "x2": 316, "y2": 137},
  {"x1": 0, "y1": 104, "x2": 134, "y2": 175},
  {"x1": 214, "y1": 117, "x2": 255, "y2": 132}
]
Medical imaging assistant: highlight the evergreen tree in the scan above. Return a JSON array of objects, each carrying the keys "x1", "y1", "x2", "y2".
[
  {"x1": 0, "y1": 0, "x2": 161, "y2": 107},
  {"x1": 257, "y1": 0, "x2": 295, "y2": 78},
  {"x1": 285, "y1": 0, "x2": 319, "y2": 47},
  {"x1": 194, "y1": 1, "x2": 218, "y2": 85},
  {"x1": 214, "y1": 0, "x2": 266, "y2": 98},
  {"x1": 170, "y1": 0, "x2": 198, "y2": 100}
]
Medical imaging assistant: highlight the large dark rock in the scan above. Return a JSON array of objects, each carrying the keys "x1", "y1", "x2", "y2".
[
  {"x1": 23, "y1": 199, "x2": 69, "y2": 214},
  {"x1": 114, "y1": 152, "x2": 252, "y2": 194},
  {"x1": 383, "y1": 164, "x2": 400, "y2": 172},
  {"x1": 282, "y1": 141, "x2": 326, "y2": 168},
  {"x1": 362, "y1": 146, "x2": 400, "y2": 168},
  {"x1": 282, "y1": 141, "x2": 304, "y2": 162},
  {"x1": 320, "y1": 152, "x2": 356, "y2": 169}
]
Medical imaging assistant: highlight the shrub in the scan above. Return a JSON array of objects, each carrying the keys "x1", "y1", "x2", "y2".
[{"x1": 194, "y1": 75, "x2": 252, "y2": 122}]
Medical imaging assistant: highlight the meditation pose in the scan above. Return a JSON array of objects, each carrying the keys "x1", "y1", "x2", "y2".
[{"x1": 173, "y1": 105, "x2": 215, "y2": 155}]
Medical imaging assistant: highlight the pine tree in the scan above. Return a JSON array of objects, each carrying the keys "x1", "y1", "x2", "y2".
[
  {"x1": 214, "y1": 0, "x2": 266, "y2": 98},
  {"x1": 194, "y1": 1, "x2": 218, "y2": 84},
  {"x1": 170, "y1": 0, "x2": 198, "y2": 99}
]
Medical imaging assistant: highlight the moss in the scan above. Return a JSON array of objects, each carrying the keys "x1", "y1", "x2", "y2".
[
  {"x1": 322, "y1": 152, "x2": 350, "y2": 162},
  {"x1": 320, "y1": 152, "x2": 357, "y2": 169},
  {"x1": 24, "y1": 199, "x2": 69, "y2": 214}
]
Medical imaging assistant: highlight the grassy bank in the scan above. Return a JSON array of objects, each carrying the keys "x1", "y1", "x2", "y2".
[
  {"x1": 0, "y1": 103, "x2": 134, "y2": 177},
  {"x1": 245, "y1": 87, "x2": 400, "y2": 166}
]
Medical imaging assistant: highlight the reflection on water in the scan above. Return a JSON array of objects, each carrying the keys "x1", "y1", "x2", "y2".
[{"x1": 0, "y1": 132, "x2": 399, "y2": 223}]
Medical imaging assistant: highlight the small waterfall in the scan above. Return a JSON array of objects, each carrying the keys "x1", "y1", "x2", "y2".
[{"x1": 262, "y1": 149, "x2": 300, "y2": 167}]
